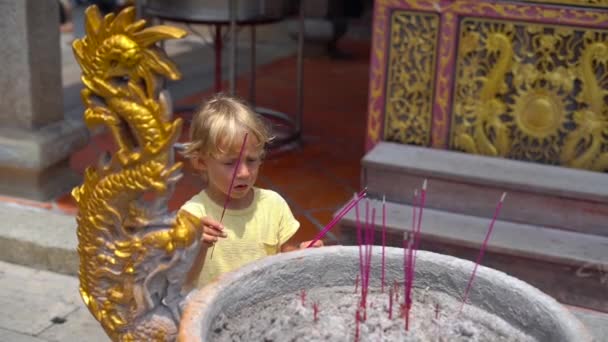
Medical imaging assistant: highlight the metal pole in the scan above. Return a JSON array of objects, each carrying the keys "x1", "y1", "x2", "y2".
[
  {"x1": 249, "y1": 26, "x2": 256, "y2": 106},
  {"x1": 229, "y1": 0, "x2": 237, "y2": 95},
  {"x1": 135, "y1": 0, "x2": 145, "y2": 20},
  {"x1": 295, "y1": 0, "x2": 305, "y2": 134}
]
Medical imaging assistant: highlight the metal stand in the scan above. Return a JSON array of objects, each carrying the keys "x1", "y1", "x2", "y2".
[
  {"x1": 227, "y1": 0, "x2": 303, "y2": 148},
  {"x1": 139, "y1": 0, "x2": 304, "y2": 149}
]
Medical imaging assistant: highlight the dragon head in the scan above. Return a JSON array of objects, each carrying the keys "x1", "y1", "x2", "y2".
[{"x1": 72, "y1": 5, "x2": 187, "y2": 98}]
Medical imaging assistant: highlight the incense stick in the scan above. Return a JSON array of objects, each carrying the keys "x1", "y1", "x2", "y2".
[
  {"x1": 458, "y1": 192, "x2": 507, "y2": 314},
  {"x1": 306, "y1": 189, "x2": 367, "y2": 248},
  {"x1": 381, "y1": 195, "x2": 386, "y2": 293},
  {"x1": 355, "y1": 193, "x2": 364, "y2": 297},
  {"x1": 210, "y1": 133, "x2": 249, "y2": 259}
]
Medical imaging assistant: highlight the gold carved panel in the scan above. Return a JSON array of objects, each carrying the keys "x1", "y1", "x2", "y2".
[
  {"x1": 520, "y1": 0, "x2": 608, "y2": 7},
  {"x1": 451, "y1": 18, "x2": 608, "y2": 171},
  {"x1": 384, "y1": 11, "x2": 439, "y2": 146}
]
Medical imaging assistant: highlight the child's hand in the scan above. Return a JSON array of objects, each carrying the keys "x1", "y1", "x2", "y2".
[
  {"x1": 299, "y1": 240, "x2": 324, "y2": 249},
  {"x1": 200, "y1": 216, "x2": 227, "y2": 244}
]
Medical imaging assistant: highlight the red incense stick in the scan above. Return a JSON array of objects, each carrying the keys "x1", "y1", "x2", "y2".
[
  {"x1": 210, "y1": 133, "x2": 249, "y2": 259},
  {"x1": 458, "y1": 192, "x2": 507, "y2": 314}
]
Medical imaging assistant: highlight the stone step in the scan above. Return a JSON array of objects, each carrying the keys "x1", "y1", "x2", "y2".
[
  {"x1": 362, "y1": 142, "x2": 608, "y2": 237},
  {"x1": 0, "y1": 202, "x2": 78, "y2": 276},
  {"x1": 337, "y1": 199, "x2": 608, "y2": 312}
]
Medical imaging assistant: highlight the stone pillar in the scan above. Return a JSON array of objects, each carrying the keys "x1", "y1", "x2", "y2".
[{"x1": 0, "y1": 0, "x2": 87, "y2": 200}]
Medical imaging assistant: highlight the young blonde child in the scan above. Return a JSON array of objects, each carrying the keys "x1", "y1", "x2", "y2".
[{"x1": 180, "y1": 94, "x2": 322, "y2": 288}]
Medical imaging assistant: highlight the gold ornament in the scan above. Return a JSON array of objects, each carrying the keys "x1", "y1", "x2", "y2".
[
  {"x1": 71, "y1": 6, "x2": 204, "y2": 341},
  {"x1": 383, "y1": 10, "x2": 439, "y2": 146},
  {"x1": 451, "y1": 19, "x2": 608, "y2": 171}
]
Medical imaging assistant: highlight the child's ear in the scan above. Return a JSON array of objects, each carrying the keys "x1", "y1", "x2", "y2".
[{"x1": 190, "y1": 155, "x2": 207, "y2": 172}]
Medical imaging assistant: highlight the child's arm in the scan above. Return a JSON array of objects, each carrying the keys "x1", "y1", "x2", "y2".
[
  {"x1": 196, "y1": 214, "x2": 227, "y2": 243},
  {"x1": 280, "y1": 235, "x2": 323, "y2": 252},
  {"x1": 182, "y1": 212, "x2": 227, "y2": 290}
]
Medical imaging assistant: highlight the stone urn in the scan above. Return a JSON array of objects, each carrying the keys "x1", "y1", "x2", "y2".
[{"x1": 178, "y1": 246, "x2": 592, "y2": 341}]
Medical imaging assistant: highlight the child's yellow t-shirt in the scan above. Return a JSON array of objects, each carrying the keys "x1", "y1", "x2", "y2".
[{"x1": 180, "y1": 187, "x2": 300, "y2": 287}]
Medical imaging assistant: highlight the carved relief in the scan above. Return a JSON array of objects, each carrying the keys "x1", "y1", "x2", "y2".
[
  {"x1": 384, "y1": 11, "x2": 439, "y2": 146},
  {"x1": 521, "y1": 0, "x2": 608, "y2": 8},
  {"x1": 451, "y1": 18, "x2": 608, "y2": 171}
]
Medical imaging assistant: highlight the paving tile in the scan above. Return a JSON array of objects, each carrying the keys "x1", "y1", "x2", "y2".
[
  {"x1": 281, "y1": 178, "x2": 353, "y2": 211},
  {"x1": 0, "y1": 328, "x2": 47, "y2": 342},
  {"x1": 0, "y1": 196, "x2": 53, "y2": 211},
  {"x1": 38, "y1": 307, "x2": 109, "y2": 342},
  {"x1": 291, "y1": 214, "x2": 322, "y2": 245},
  {"x1": 262, "y1": 164, "x2": 327, "y2": 192},
  {"x1": 0, "y1": 262, "x2": 82, "y2": 335}
]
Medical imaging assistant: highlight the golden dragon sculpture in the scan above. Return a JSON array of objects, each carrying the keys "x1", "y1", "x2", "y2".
[{"x1": 71, "y1": 6, "x2": 206, "y2": 341}]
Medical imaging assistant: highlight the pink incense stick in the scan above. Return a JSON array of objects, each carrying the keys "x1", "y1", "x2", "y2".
[
  {"x1": 360, "y1": 199, "x2": 370, "y2": 309},
  {"x1": 361, "y1": 201, "x2": 375, "y2": 311},
  {"x1": 364, "y1": 206, "x2": 376, "y2": 309},
  {"x1": 403, "y1": 232, "x2": 409, "y2": 310},
  {"x1": 404, "y1": 181, "x2": 428, "y2": 328},
  {"x1": 381, "y1": 195, "x2": 387, "y2": 293},
  {"x1": 412, "y1": 180, "x2": 427, "y2": 268},
  {"x1": 306, "y1": 189, "x2": 367, "y2": 248},
  {"x1": 458, "y1": 192, "x2": 507, "y2": 314},
  {"x1": 210, "y1": 133, "x2": 249, "y2": 259},
  {"x1": 354, "y1": 193, "x2": 364, "y2": 297}
]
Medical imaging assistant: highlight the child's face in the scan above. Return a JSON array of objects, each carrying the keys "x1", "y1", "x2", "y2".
[{"x1": 193, "y1": 135, "x2": 263, "y2": 206}]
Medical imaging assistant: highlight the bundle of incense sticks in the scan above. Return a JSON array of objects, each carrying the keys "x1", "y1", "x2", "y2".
[
  {"x1": 306, "y1": 188, "x2": 367, "y2": 248},
  {"x1": 458, "y1": 192, "x2": 507, "y2": 314},
  {"x1": 210, "y1": 133, "x2": 249, "y2": 259}
]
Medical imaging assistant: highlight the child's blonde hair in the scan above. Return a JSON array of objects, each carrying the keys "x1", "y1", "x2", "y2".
[{"x1": 183, "y1": 94, "x2": 272, "y2": 159}]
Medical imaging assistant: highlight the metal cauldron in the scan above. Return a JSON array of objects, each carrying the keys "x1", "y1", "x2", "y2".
[{"x1": 142, "y1": 0, "x2": 289, "y2": 22}]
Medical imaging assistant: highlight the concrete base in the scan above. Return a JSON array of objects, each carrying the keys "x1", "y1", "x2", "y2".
[
  {"x1": 363, "y1": 142, "x2": 608, "y2": 236},
  {"x1": 0, "y1": 202, "x2": 79, "y2": 276},
  {"x1": 180, "y1": 247, "x2": 591, "y2": 341},
  {"x1": 0, "y1": 118, "x2": 88, "y2": 201}
]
